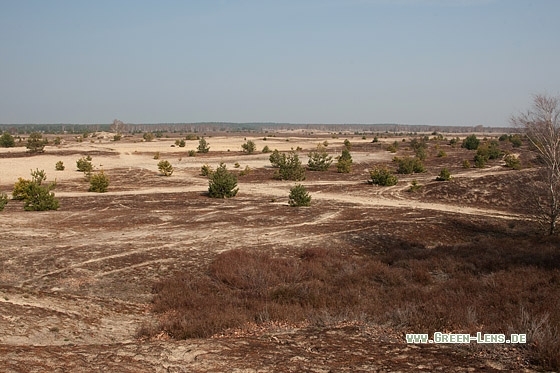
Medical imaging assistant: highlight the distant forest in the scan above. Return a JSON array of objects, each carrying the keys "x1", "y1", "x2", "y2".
[{"x1": 0, "y1": 122, "x2": 516, "y2": 134}]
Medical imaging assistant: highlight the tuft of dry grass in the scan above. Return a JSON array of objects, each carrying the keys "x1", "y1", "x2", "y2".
[{"x1": 143, "y1": 237, "x2": 560, "y2": 369}]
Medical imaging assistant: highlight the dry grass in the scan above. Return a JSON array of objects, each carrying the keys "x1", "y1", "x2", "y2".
[{"x1": 141, "y1": 236, "x2": 560, "y2": 369}]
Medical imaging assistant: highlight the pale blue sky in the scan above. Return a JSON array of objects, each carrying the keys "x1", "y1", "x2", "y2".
[{"x1": 1, "y1": 0, "x2": 558, "y2": 126}]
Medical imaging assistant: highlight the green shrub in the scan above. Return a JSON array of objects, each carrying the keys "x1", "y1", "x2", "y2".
[
  {"x1": 55, "y1": 161, "x2": 65, "y2": 171},
  {"x1": 201, "y1": 164, "x2": 213, "y2": 176},
  {"x1": 343, "y1": 139, "x2": 352, "y2": 150},
  {"x1": 13, "y1": 169, "x2": 59, "y2": 211},
  {"x1": 89, "y1": 171, "x2": 110, "y2": 193},
  {"x1": 307, "y1": 145, "x2": 333, "y2": 171},
  {"x1": 393, "y1": 156, "x2": 425, "y2": 174},
  {"x1": 274, "y1": 152, "x2": 306, "y2": 181},
  {"x1": 26, "y1": 132, "x2": 47, "y2": 153},
  {"x1": 113, "y1": 134, "x2": 122, "y2": 141},
  {"x1": 197, "y1": 138, "x2": 210, "y2": 153},
  {"x1": 504, "y1": 154, "x2": 521, "y2": 170},
  {"x1": 369, "y1": 166, "x2": 398, "y2": 186},
  {"x1": 462, "y1": 159, "x2": 471, "y2": 168},
  {"x1": 449, "y1": 137, "x2": 460, "y2": 146},
  {"x1": 185, "y1": 134, "x2": 198, "y2": 141},
  {"x1": 336, "y1": 148, "x2": 353, "y2": 173},
  {"x1": 153, "y1": 152, "x2": 160, "y2": 160},
  {"x1": 474, "y1": 153, "x2": 487, "y2": 168},
  {"x1": 143, "y1": 132, "x2": 155, "y2": 142},
  {"x1": 158, "y1": 160, "x2": 174, "y2": 176},
  {"x1": 262, "y1": 145, "x2": 271, "y2": 153},
  {"x1": 289, "y1": 184, "x2": 311, "y2": 207},
  {"x1": 76, "y1": 156, "x2": 93, "y2": 173},
  {"x1": 478, "y1": 140, "x2": 503, "y2": 160},
  {"x1": 372, "y1": 136, "x2": 379, "y2": 143},
  {"x1": 408, "y1": 179, "x2": 422, "y2": 192},
  {"x1": 435, "y1": 168, "x2": 451, "y2": 181},
  {"x1": 176, "y1": 139, "x2": 186, "y2": 147},
  {"x1": 241, "y1": 140, "x2": 256, "y2": 154},
  {"x1": 510, "y1": 135, "x2": 523, "y2": 147},
  {"x1": 437, "y1": 150, "x2": 447, "y2": 158},
  {"x1": 0, "y1": 192, "x2": 8, "y2": 211},
  {"x1": 461, "y1": 134, "x2": 480, "y2": 150},
  {"x1": 499, "y1": 134, "x2": 509, "y2": 142},
  {"x1": 234, "y1": 162, "x2": 240, "y2": 168},
  {"x1": 0, "y1": 132, "x2": 15, "y2": 147},
  {"x1": 239, "y1": 165, "x2": 252, "y2": 176},
  {"x1": 208, "y1": 163, "x2": 238, "y2": 198},
  {"x1": 269, "y1": 149, "x2": 283, "y2": 168},
  {"x1": 188, "y1": 150, "x2": 196, "y2": 157}
]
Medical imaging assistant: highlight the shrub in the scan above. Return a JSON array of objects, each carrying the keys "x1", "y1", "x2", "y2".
[
  {"x1": 510, "y1": 134, "x2": 523, "y2": 147},
  {"x1": 289, "y1": 184, "x2": 311, "y2": 207},
  {"x1": 241, "y1": 140, "x2": 256, "y2": 154},
  {"x1": 176, "y1": 139, "x2": 186, "y2": 147},
  {"x1": 369, "y1": 166, "x2": 398, "y2": 186},
  {"x1": 461, "y1": 134, "x2": 480, "y2": 150},
  {"x1": 499, "y1": 134, "x2": 509, "y2": 142},
  {"x1": 462, "y1": 159, "x2": 471, "y2": 168},
  {"x1": 504, "y1": 154, "x2": 521, "y2": 170},
  {"x1": 89, "y1": 171, "x2": 110, "y2": 193},
  {"x1": 153, "y1": 152, "x2": 160, "y2": 160},
  {"x1": 76, "y1": 156, "x2": 93, "y2": 173},
  {"x1": 188, "y1": 150, "x2": 196, "y2": 157},
  {"x1": 307, "y1": 145, "x2": 333, "y2": 171},
  {"x1": 239, "y1": 165, "x2": 252, "y2": 176},
  {"x1": 478, "y1": 140, "x2": 503, "y2": 160},
  {"x1": 386, "y1": 142, "x2": 398, "y2": 153},
  {"x1": 185, "y1": 134, "x2": 198, "y2": 141},
  {"x1": 269, "y1": 149, "x2": 283, "y2": 167},
  {"x1": 274, "y1": 152, "x2": 306, "y2": 181},
  {"x1": 13, "y1": 169, "x2": 59, "y2": 211},
  {"x1": 437, "y1": 150, "x2": 447, "y2": 158},
  {"x1": 372, "y1": 136, "x2": 379, "y2": 143},
  {"x1": 143, "y1": 132, "x2": 154, "y2": 142},
  {"x1": 449, "y1": 137, "x2": 460, "y2": 146},
  {"x1": 0, "y1": 192, "x2": 8, "y2": 211},
  {"x1": 208, "y1": 163, "x2": 238, "y2": 198},
  {"x1": 26, "y1": 132, "x2": 47, "y2": 153},
  {"x1": 0, "y1": 132, "x2": 15, "y2": 147},
  {"x1": 474, "y1": 153, "x2": 487, "y2": 168},
  {"x1": 408, "y1": 179, "x2": 422, "y2": 192},
  {"x1": 113, "y1": 134, "x2": 122, "y2": 141},
  {"x1": 343, "y1": 139, "x2": 352, "y2": 150},
  {"x1": 262, "y1": 145, "x2": 271, "y2": 153},
  {"x1": 55, "y1": 161, "x2": 65, "y2": 171},
  {"x1": 336, "y1": 148, "x2": 353, "y2": 173},
  {"x1": 393, "y1": 156, "x2": 425, "y2": 174},
  {"x1": 323, "y1": 140, "x2": 329, "y2": 147},
  {"x1": 197, "y1": 138, "x2": 210, "y2": 153},
  {"x1": 435, "y1": 168, "x2": 451, "y2": 181},
  {"x1": 234, "y1": 162, "x2": 240, "y2": 168},
  {"x1": 200, "y1": 164, "x2": 213, "y2": 176},
  {"x1": 158, "y1": 160, "x2": 174, "y2": 176}
]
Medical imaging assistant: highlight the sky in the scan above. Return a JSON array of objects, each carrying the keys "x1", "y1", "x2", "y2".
[{"x1": 1, "y1": 0, "x2": 559, "y2": 126}]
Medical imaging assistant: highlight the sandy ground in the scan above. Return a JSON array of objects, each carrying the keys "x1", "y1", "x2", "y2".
[{"x1": 0, "y1": 132, "x2": 538, "y2": 371}]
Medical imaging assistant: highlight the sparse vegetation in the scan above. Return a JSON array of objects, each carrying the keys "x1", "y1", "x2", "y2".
[
  {"x1": 408, "y1": 179, "x2": 422, "y2": 192},
  {"x1": 336, "y1": 148, "x2": 352, "y2": 173},
  {"x1": 241, "y1": 140, "x2": 256, "y2": 154},
  {"x1": 273, "y1": 152, "x2": 306, "y2": 181},
  {"x1": 262, "y1": 145, "x2": 271, "y2": 153},
  {"x1": 76, "y1": 156, "x2": 93, "y2": 174},
  {"x1": 143, "y1": 132, "x2": 155, "y2": 142},
  {"x1": 26, "y1": 132, "x2": 47, "y2": 153},
  {"x1": 461, "y1": 134, "x2": 480, "y2": 150},
  {"x1": 89, "y1": 171, "x2": 110, "y2": 193},
  {"x1": 307, "y1": 145, "x2": 332, "y2": 171},
  {"x1": 462, "y1": 159, "x2": 471, "y2": 168},
  {"x1": 368, "y1": 166, "x2": 398, "y2": 186},
  {"x1": 158, "y1": 160, "x2": 174, "y2": 176},
  {"x1": 55, "y1": 161, "x2": 65, "y2": 171},
  {"x1": 197, "y1": 138, "x2": 210, "y2": 153},
  {"x1": 393, "y1": 156, "x2": 425, "y2": 174},
  {"x1": 435, "y1": 168, "x2": 451, "y2": 181},
  {"x1": 288, "y1": 184, "x2": 311, "y2": 206},
  {"x1": 200, "y1": 164, "x2": 213, "y2": 176},
  {"x1": 0, "y1": 192, "x2": 8, "y2": 211},
  {"x1": 13, "y1": 169, "x2": 59, "y2": 211},
  {"x1": 504, "y1": 153, "x2": 521, "y2": 170},
  {"x1": 0, "y1": 132, "x2": 15, "y2": 147},
  {"x1": 208, "y1": 163, "x2": 238, "y2": 198}
]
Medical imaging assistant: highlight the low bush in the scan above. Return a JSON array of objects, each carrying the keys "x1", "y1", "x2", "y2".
[
  {"x1": 435, "y1": 168, "x2": 451, "y2": 181},
  {"x1": 307, "y1": 145, "x2": 332, "y2": 171},
  {"x1": 89, "y1": 171, "x2": 110, "y2": 193},
  {"x1": 289, "y1": 184, "x2": 311, "y2": 206},
  {"x1": 55, "y1": 161, "x2": 65, "y2": 171},
  {"x1": 336, "y1": 149, "x2": 352, "y2": 173},
  {"x1": 369, "y1": 166, "x2": 398, "y2": 186},
  {"x1": 393, "y1": 156, "x2": 425, "y2": 174},
  {"x1": 0, "y1": 192, "x2": 8, "y2": 211},
  {"x1": 76, "y1": 156, "x2": 93, "y2": 173},
  {"x1": 158, "y1": 160, "x2": 173, "y2": 176},
  {"x1": 241, "y1": 140, "x2": 256, "y2": 154},
  {"x1": 504, "y1": 154, "x2": 522, "y2": 170},
  {"x1": 208, "y1": 163, "x2": 238, "y2": 198},
  {"x1": 200, "y1": 164, "x2": 213, "y2": 176}
]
